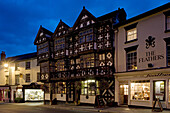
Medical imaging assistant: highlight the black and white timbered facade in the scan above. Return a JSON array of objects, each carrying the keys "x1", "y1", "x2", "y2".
[{"x1": 34, "y1": 7, "x2": 126, "y2": 105}]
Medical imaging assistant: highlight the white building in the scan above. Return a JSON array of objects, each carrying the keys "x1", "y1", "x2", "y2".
[
  {"x1": 0, "y1": 52, "x2": 44, "y2": 102},
  {"x1": 114, "y1": 3, "x2": 170, "y2": 108}
]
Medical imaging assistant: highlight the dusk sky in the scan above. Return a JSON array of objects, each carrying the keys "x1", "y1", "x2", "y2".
[{"x1": 0, "y1": 0, "x2": 169, "y2": 57}]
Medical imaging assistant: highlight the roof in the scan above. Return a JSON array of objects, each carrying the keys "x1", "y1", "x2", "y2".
[
  {"x1": 114, "y1": 2, "x2": 170, "y2": 27},
  {"x1": 6, "y1": 52, "x2": 37, "y2": 62},
  {"x1": 97, "y1": 8, "x2": 126, "y2": 21}
]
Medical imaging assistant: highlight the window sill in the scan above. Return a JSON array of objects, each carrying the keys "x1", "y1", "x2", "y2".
[
  {"x1": 125, "y1": 39, "x2": 138, "y2": 44},
  {"x1": 165, "y1": 30, "x2": 170, "y2": 33}
]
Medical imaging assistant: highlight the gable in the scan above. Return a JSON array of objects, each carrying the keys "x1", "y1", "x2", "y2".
[
  {"x1": 73, "y1": 7, "x2": 97, "y2": 30},
  {"x1": 53, "y1": 20, "x2": 70, "y2": 38},
  {"x1": 34, "y1": 25, "x2": 53, "y2": 45}
]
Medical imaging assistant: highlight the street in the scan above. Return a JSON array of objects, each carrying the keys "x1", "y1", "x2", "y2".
[{"x1": 0, "y1": 103, "x2": 97, "y2": 113}]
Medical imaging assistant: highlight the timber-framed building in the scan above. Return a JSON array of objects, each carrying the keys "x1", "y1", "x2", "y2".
[{"x1": 34, "y1": 7, "x2": 126, "y2": 105}]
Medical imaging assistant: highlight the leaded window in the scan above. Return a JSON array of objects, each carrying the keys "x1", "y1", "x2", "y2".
[
  {"x1": 80, "y1": 54, "x2": 94, "y2": 68},
  {"x1": 81, "y1": 80, "x2": 100, "y2": 96},
  {"x1": 55, "y1": 60, "x2": 65, "y2": 71},
  {"x1": 55, "y1": 38, "x2": 65, "y2": 51},
  {"x1": 55, "y1": 82, "x2": 66, "y2": 94}
]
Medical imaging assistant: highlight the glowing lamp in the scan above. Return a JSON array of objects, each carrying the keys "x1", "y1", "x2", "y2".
[{"x1": 4, "y1": 64, "x2": 8, "y2": 68}]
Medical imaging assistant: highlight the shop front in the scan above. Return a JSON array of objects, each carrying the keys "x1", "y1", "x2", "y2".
[
  {"x1": 0, "y1": 86, "x2": 10, "y2": 102},
  {"x1": 115, "y1": 68, "x2": 170, "y2": 109},
  {"x1": 22, "y1": 83, "x2": 44, "y2": 102}
]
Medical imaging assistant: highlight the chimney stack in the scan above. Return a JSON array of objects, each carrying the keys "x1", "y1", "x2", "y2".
[{"x1": 1, "y1": 51, "x2": 6, "y2": 61}]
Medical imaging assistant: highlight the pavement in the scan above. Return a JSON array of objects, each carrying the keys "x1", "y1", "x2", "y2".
[
  {"x1": 41, "y1": 103, "x2": 170, "y2": 113},
  {"x1": 1, "y1": 102, "x2": 170, "y2": 113}
]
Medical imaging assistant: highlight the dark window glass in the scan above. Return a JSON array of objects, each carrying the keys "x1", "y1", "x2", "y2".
[
  {"x1": 26, "y1": 62, "x2": 30, "y2": 70},
  {"x1": 26, "y1": 74, "x2": 30, "y2": 82},
  {"x1": 15, "y1": 75, "x2": 19, "y2": 85}
]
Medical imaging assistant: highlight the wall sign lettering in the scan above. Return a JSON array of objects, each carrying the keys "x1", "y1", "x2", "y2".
[
  {"x1": 139, "y1": 51, "x2": 164, "y2": 63},
  {"x1": 145, "y1": 73, "x2": 170, "y2": 78}
]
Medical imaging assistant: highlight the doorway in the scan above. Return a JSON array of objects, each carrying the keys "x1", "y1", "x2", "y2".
[
  {"x1": 120, "y1": 85, "x2": 128, "y2": 104},
  {"x1": 67, "y1": 82, "x2": 74, "y2": 102},
  {"x1": 153, "y1": 81, "x2": 165, "y2": 101}
]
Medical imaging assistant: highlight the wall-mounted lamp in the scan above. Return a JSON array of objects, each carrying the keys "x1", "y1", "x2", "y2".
[{"x1": 4, "y1": 63, "x2": 8, "y2": 68}]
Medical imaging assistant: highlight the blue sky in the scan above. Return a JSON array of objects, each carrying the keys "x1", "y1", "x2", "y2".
[{"x1": 0, "y1": 0, "x2": 169, "y2": 57}]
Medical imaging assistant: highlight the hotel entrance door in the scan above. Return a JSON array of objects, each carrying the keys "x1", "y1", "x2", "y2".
[{"x1": 120, "y1": 85, "x2": 128, "y2": 104}]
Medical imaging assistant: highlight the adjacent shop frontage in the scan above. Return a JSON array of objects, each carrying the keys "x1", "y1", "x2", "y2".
[
  {"x1": 115, "y1": 68, "x2": 170, "y2": 109},
  {"x1": 22, "y1": 83, "x2": 44, "y2": 102},
  {"x1": 0, "y1": 86, "x2": 10, "y2": 102}
]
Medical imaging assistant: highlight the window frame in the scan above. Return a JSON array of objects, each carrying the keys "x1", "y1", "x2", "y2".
[
  {"x1": 124, "y1": 45, "x2": 138, "y2": 71},
  {"x1": 25, "y1": 61, "x2": 31, "y2": 70},
  {"x1": 15, "y1": 75, "x2": 20, "y2": 85},
  {"x1": 124, "y1": 23, "x2": 138, "y2": 43},
  {"x1": 164, "y1": 10, "x2": 170, "y2": 33},
  {"x1": 37, "y1": 73, "x2": 40, "y2": 82},
  {"x1": 26, "y1": 74, "x2": 30, "y2": 83}
]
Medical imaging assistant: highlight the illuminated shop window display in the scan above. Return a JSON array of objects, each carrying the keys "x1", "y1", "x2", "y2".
[
  {"x1": 131, "y1": 81, "x2": 150, "y2": 100},
  {"x1": 25, "y1": 89, "x2": 44, "y2": 101}
]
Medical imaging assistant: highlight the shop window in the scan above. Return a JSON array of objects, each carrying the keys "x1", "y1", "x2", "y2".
[
  {"x1": 25, "y1": 89, "x2": 44, "y2": 101},
  {"x1": 126, "y1": 50, "x2": 137, "y2": 71},
  {"x1": 25, "y1": 61, "x2": 31, "y2": 70},
  {"x1": 81, "y1": 80, "x2": 100, "y2": 96},
  {"x1": 131, "y1": 81, "x2": 150, "y2": 100},
  {"x1": 15, "y1": 75, "x2": 20, "y2": 85},
  {"x1": 167, "y1": 43, "x2": 170, "y2": 66},
  {"x1": 153, "y1": 81, "x2": 165, "y2": 101},
  {"x1": 26, "y1": 74, "x2": 30, "y2": 82},
  {"x1": 37, "y1": 73, "x2": 40, "y2": 82},
  {"x1": 55, "y1": 82, "x2": 66, "y2": 94}
]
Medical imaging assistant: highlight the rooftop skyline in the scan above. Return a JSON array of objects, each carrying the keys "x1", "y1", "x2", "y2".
[{"x1": 0, "y1": 0, "x2": 169, "y2": 57}]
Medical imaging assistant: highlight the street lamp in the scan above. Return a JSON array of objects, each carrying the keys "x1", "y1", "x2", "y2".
[{"x1": 4, "y1": 63, "x2": 8, "y2": 68}]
